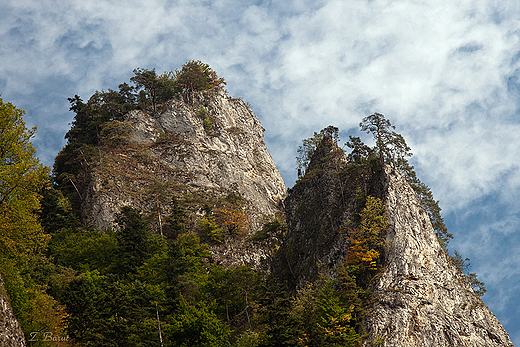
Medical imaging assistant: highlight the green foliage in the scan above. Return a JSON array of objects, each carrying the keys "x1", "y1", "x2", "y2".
[
  {"x1": 172, "y1": 60, "x2": 227, "y2": 104},
  {"x1": 166, "y1": 297, "x2": 231, "y2": 347},
  {"x1": 198, "y1": 215, "x2": 225, "y2": 243},
  {"x1": 115, "y1": 206, "x2": 154, "y2": 274},
  {"x1": 131, "y1": 67, "x2": 175, "y2": 113},
  {"x1": 359, "y1": 113, "x2": 412, "y2": 165},
  {"x1": 257, "y1": 278, "x2": 303, "y2": 347},
  {"x1": 0, "y1": 99, "x2": 69, "y2": 344},
  {"x1": 203, "y1": 266, "x2": 262, "y2": 329},
  {"x1": 0, "y1": 98, "x2": 50, "y2": 261},
  {"x1": 39, "y1": 186, "x2": 80, "y2": 234},
  {"x1": 162, "y1": 195, "x2": 188, "y2": 239},
  {"x1": 345, "y1": 136, "x2": 375, "y2": 164},
  {"x1": 291, "y1": 277, "x2": 361, "y2": 347},
  {"x1": 235, "y1": 330, "x2": 261, "y2": 347},
  {"x1": 296, "y1": 126, "x2": 339, "y2": 178},
  {"x1": 203, "y1": 118, "x2": 213, "y2": 132},
  {"x1": 48, "y1": 228, "x2": 119, "y2": 274},
  {"x1": 452, "y1": 251, "x2": 487, "y2": 297},
  {"x1": 251, "y1": 218, "x2": 285, "y2": 241}
]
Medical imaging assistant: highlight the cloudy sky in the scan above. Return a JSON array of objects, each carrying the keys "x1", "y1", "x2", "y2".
[{"x1": 2, "y1": 0, "x2": 520, "y2": 342}]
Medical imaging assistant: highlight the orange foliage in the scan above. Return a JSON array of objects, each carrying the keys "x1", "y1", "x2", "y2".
[
  {"x1": 214, "y1": 207, "x2": 250, "y2": 235},
  {"x1": 345, "y1": 196, "x2": 387, "y2": 271},
  {"x1": 345, "y1": 228, "x2": 380, "y2": 270}
]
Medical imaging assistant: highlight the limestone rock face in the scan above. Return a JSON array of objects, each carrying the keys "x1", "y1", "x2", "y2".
[
  {"x1": 0, "y1": 274, "x2": 26, "y2": 347},
  {"x1": 84, "y1": 90, "x2": 286, "y2": 270},
  {"x1": 363, "y1": 165, "x2": 514, "y2": 346}
]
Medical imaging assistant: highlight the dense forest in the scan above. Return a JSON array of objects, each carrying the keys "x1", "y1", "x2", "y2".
[{"x1": 0, "y1": 61, "x2": 485, "y2": 346}]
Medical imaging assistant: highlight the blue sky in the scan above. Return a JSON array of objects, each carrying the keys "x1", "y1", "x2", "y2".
[{"x1": 2, "y1": 0, "x2": 520, "y2": 343}]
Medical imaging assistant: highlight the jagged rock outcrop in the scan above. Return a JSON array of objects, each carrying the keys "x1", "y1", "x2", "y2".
[
  {"x1": 0, "y1": 274, "x2": 26, "y2": 347},
  {"x1": 84, "y1": 89, "x2": 286, "y2": 270},
  {"x1": 274, "y1": 135, "x2": 357, "y2": 287},
  {"x1": 276, "y1": 137, "x2": 513, "y2": 346},
  {"x1": 363, "y1": 165, "x2": 514, "y2": 346}
]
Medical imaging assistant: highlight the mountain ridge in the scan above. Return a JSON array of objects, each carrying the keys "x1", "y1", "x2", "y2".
[{"x1": 2, "y1": 63, "x2": 513, "y2": 346}]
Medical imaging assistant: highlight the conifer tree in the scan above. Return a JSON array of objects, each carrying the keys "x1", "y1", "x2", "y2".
[{"x1": 360, "y1": 112, "x2": 412, "y2": 165}]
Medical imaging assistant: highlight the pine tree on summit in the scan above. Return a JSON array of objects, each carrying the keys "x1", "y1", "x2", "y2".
[{"x1": 360, "y1": 112, "x2": 412, "y2": 166}]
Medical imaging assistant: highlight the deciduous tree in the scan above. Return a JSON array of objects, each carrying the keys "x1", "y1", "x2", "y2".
[{"x1": 0, "y1": 98, "x2": 49, "y2": 261}]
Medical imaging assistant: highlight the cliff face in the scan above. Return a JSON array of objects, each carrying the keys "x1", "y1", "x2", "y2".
[
  {"x1": 363, "y1": 165, "x2": 514, "y2": 346},
  {"x1": 0, "y1": 275, "x2": 26, "y2": 347},
  {"x1": 277, "y1": 138, "x2": 513, "y2": 346},
  {"x1": 84, "y1": 89, "x2": 286, "y2": 270}
]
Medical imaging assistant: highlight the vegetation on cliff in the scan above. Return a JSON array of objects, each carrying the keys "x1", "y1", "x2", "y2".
[
  {"x1": 1, "y1": 66, "x2": 490, "y2": 346},
  {"x1": 295, "y1": 114, "x2": 485, "y2": 297}
]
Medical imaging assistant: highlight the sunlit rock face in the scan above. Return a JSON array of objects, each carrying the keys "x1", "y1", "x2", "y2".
[
  {"x1": 362, "y1": 165, "x2": 514, "y2": 346},
  {"x1": 84, "y1": 89, "x2": 286, "y2": 271},
  {"x1": 0, "y1": 274, "x2": 26, "y2": 347}
]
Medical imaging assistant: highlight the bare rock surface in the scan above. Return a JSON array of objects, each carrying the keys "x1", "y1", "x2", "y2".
[
  {"x1": 363, "y1": 165, "x2": 514, "y2": 346},
  {"x1": 0, "y1": 274, "x2": 26, "y2": 347}
]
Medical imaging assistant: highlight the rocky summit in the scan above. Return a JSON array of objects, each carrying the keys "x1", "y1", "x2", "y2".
[
  {"x1": 83, "y1": 89, "x2": 286, "y2": 270},
  {"x1": 276, "y1": 135, "x2": 514, "y2": 346}
]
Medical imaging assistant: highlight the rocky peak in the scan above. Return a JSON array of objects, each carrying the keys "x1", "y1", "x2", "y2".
[
  {"x1": 274, "y1": 135, "x2": 356, "y2": 287},
  {"x1": 276, "y1": 137, "x2": 513, "y2": 345},
  {"x1": 84, "y1": 89, "x2": 286, "y2": 270}
]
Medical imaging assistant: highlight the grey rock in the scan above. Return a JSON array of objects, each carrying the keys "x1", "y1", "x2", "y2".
[
  {"x1": 363, "y1": 164, "x2": 514, "y2": 346},
  {"x1": 84, "y1": 89, "x2": 286, "y2": 270},
  {"x1": 0, "y1": 274, "x2": 26, "y2": 347}
]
